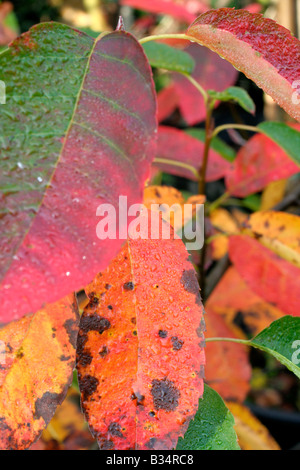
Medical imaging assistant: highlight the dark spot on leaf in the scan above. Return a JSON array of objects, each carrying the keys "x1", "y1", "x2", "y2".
[
  {"x1": 80, "y1": 315, "x2": 111, "y2": 335},
  {"x1": 107, "y1": 305, "x2": 113, "y2": 310},
  {"x1": 108, "y1": 422, "x2": 124, "y2": 438},
  {"x1": 233, "y1": 311, "x2": 255, "y2": 336},
  {"x1": 99, "y1": 346, "x2": 109, "y2": 358},
  {"x1": 131, "y1": 317, "x2": 136, "y2": 325},
  {"x1": 151, "y1": 378, "x2": 180, "y2": 411},
  {"x1": 158, "y1": 330, "x2": 168, "y2": 338},
  {"x1": 149, "y1": 411, "x2": 155, "y2": 417},
  {"x1": 98, "y1": 437, "x2": 114, "y2": 450},
  {"x1": 80, "y1": 375, "x2": 99, "y2": 402},
  {"x1": 60, "y1": 355, "x2": 71, "y2": 362},
  {"x1": 34, "y1": 392, "x2": 61, "y2": 426},
  {"x1": 131, "y1": 391, "x2": 145, "y2": 406},
  {"x1": 64, "y1": 318, "x2": 79, "y2": 349},
  {"x1": 133, "y1": 330, "x2": 137, "y2": 336},
  {"x1": 123, "y1": 282, "x2": 134, "y2": 291},
  {"x1": 264, "y1": 220, "x2": 270, "y2": 228},
  {"x1": 145, "y1": 437, "x2": 157, "y2": 449},
  {"x1": 180, "y1": 270, "x2": 201, "y2": 305},
  {"x1": 171, "y1": 336, "x2": 184, "y2": 350},
  {"x1": 105, "y1": 284, "x2": 112, "y2": 290}
]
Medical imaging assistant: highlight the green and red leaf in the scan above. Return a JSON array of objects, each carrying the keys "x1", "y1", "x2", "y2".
[{"x1": 0, "y1": 23, "x2": 157, "y2": 323}]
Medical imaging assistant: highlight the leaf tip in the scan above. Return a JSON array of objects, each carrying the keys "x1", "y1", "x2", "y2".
[{"x1": 116, "y1": 16, "x2": 125, "y2": 32}]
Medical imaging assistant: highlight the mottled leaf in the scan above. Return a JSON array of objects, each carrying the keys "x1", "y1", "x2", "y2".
[
  {"x1": 0, "y1": 294, "x2": 79, "y2": 450},
  {"x1": 143, "y1": 42, "x2": 195, "y2": 74},
  {"x1": 155, "y1": 126, "x2": 231, "y2": 181},
  {"x1": 187, "y1": 8, "x2": 300, "y2": 121},
  {"x1": 76, "y1": 214, "x2": 205, "y2": 450},
  {"x1": 176, "y1": 385, "x2": 240, "y2": 450},
  {"x1": 229, "y1": 235, "x2": 300, "y2": 317},
  {"x1": 208, "y1": 86, "x2": 255, "y2": 114},
  {"x1": 205, "y1": 308, "x2": 251, "y2": 402},
  {"x1": 245, "y1": 211, "x2": 300, "y2": 268},
  {"x1": 0, "y1": 23, "x2": 157, "y2": 323}
]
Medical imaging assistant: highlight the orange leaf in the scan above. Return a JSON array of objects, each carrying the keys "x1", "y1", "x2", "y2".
[
  {"x1": 229, "y1": 235, "x2": 300, "y2": 317},
  {"x1": 76, "y1": 215, "x2": 205, "y2": 450},
  {"x1": 206, "y1": 266, "x2": 283, "y2": 338},
  {"x1": 0, "y1": 294, "x2": 79, "y2": 450},
  {"x1": 205, "y1": 308, "x2": 251, "y2": 402}
]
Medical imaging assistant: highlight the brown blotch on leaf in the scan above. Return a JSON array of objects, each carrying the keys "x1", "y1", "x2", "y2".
[
  {"x1": 99, "y1": 346, "x2": 109, "y2": 358},
  {"x1": 80, "y1": 375, "x2": 99, "y2": 402},
  {"x1": 108, "y1": 422, "x2": 124, "y2": 438},
  {"x1": 98, "y1": 437, "x2": 114, "y2": 450},
  {"x1": 151, "y1": 378, "x2": 180, "y2": 411},
  {"x1": 131, "y1": 391, "x2": 145, "y2": 406},
  {"x1": 159, "y1": 329, "x2": 168, "y2": 338},
  {"x1": 105, "y1": 284, "x2": 112, "y2": 290},
  {"x1": 171, "y1": 336, "x2": 184, "y2": 350},
  {"x1": 60, "y1": 355, "x2": 71, "y2": 362},
  {"x1": 63, "y1": 318, "x2": 79, "y2": 349},
  {"x1": 34, "y1": 392, "x2": 61, "y2": 426},
  {"x1": 80, "y1": 315, "x2": 111, "y2": 335},
  {"x1": 123, "y1": 282, "x2": 135, "y2": 291},
  {"x1": 131, "y1": 317, "x2": 136, "y2": 325},
  {"x1": 180, "y1": 269, "x2": 201, "y2": 305}
]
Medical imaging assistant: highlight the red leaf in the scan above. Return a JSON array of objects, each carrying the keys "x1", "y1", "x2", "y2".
[
  {"x1": 173, "y1": 44, "x2": 238, "y2": 125},
  {"x1": 121, "y1": 0, "x2": 198, "y2": 23},
  {"x1": 205, "y1": 308, "x2": 251, "y2": 402},
  {"x1": 226, "y1": 132, "x2": 300, "y2": 197},
  {"x1": 0, "y1": 26, "x2": 157, "y2": 323},
  {"x1": 229, "y1": 235, "x2": 300, "y2": 317},
  {"x1": 187, "y1": 8, "x2": 300, "y2": 121},
  {"x1": 157, "y1": 84, "x2": 179, "y2": 122},
  {"x1": 155, "y1": 126, "x2": 231, "y2": 181},
  {"x1": 76, "y1": 214, "x2": 205, "y2": 450}
]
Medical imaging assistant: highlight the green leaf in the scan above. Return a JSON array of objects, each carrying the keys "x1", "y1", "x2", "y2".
[
  {"x1": 258, "y1": 122, "x2": 300, "y2": 166},
  {"x1": 208, "y1": 87, "x2": 255, "y2": 114},
  {"x1": 249, "y1": 316, "x2": 300, "y2": 379},
  {"x1": 143, "y1": 42, "x2": 195, "y2": 74},
  {"x1": 186, "y1": 128, "x2": 236, "y2": 162},
  {"x1": 176, "y1": 385, "x2": 240, "y2": 450}
]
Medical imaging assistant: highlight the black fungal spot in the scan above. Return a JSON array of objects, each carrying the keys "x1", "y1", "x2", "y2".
[
  {"x1": 149, "y1": 411, "x2": 155, "y2": 417},
  {"x1": 133, "y1": 330, "x2": 137, "y2": 336},
  {"x1": 80, "y1": 315, "x2": 111, "y2": 335},
  {"x1": 99, "y1": 346, "x2": 109, "y2": 358},
  {"x1": 80, "y1": 375, "x2": 99, "y2": 402},
  {"x1": 123, "y1": 282, "x2": 135, "y2": 291},
  {"x1": 76, "y1": 332, "x2": 93, "y2": 367},
  {"x1": 98, "y1": 437, "x2": 114, "y2": 450},
  {"x1": 63, "y1": 318, "x2": 79, "y2": 349},
  {"x1": 107, "y1": 305, "x2": 113, "y2": 310},
  {"x1": 151, "y1": 378, "x2": 180, "y2": 411},
  {"x1": 171, "y1": 336, "x2": 184, "y2": 351},
  {"x1": 145, "y1": 437, "x2": 157, "y2": 449},
  {"x1": 131, "y1": 391, "x2": 145, "y2": 406},
  {"x1": 131, "y1": 317, "x2": 136, "y2": 325},
  {"x1": 105, "y1": 284, "x2": 112, "y2": 290},
  {"x1": 108, "y1": 422, "x2": 124, "y2": 438},
  {"x1": 34, "y1": 392, "x2": 61, "y2": 426},
  {"x1": 158, "y1": 330, "x2": 168, "y2": 338},
  {"x1": 60, "y1": 355, "x2": 71, "y2": 362}
]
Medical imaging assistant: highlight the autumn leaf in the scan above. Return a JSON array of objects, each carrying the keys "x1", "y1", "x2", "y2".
[
  {"x1": 161, "y1": 44, "x2": 238, "y2": 125},
  {"x1": 226, "y1": 402, "x2": 280, "y2": 450},
  {"x1": 244, "y1": 211, "x2": 300, "y2": 268},
  {"x1": 0, "y1": 23, "x2": 157, "y2": 323},
  {"x1": 187, "y1": 8, "x2": 300, "y2": 121},
  {"x1": 205, "y1": 308, "x2": 251, "y2": 402},
  {"x1": 229, "y1": 235, "x2": 300, "y2": 318},
  {"x1": 0, "y1": 295, "x2": 79, "y2": 450},
  {"x1": 76, "y1": 213, "x2": 205, "y2": 450},
  {"x1": 155, "y1": 126, "x2": 231, "y2": 182},
  {"x1": 121, "y1": 0, "x2": 201, "y2": 24},
  {"x1": 225, "y1": 132, "x2": 300, "y2": 197},
  {"x1": 206, "y1": 266, "x2": 283, "y2": 338}
]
